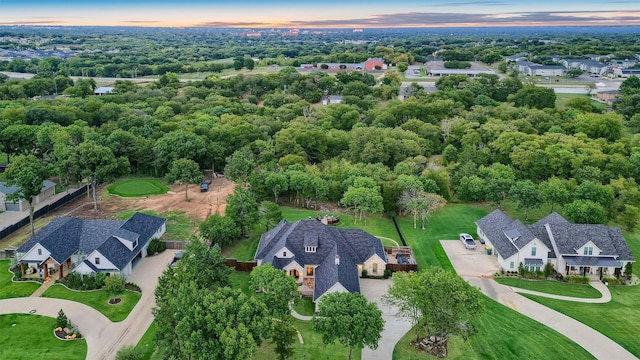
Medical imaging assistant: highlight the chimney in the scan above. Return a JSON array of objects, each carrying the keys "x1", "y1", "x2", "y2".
[{"x1": 335, "y1": 255, "x2": 340, "y2": 265}]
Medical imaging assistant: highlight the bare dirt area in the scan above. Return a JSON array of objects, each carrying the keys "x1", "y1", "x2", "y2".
[{"x1": 66, "y1": 177, "x2": 236, "y2": 221}]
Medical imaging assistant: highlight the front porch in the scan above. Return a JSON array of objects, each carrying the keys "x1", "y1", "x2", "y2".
[
  {"x1": 564, "y1": 256, "x2": 622, "y2": 280},
  {"x1": 20, "y1": 258, "x2": 73, "y2": 281}
]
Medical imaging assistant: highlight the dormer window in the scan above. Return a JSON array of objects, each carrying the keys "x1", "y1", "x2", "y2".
[
  {"x1": 584, "y1": 246, "x2": 593, "y2": 255},
  {"x1": 283, "y1": 251, "x2": 287, "y2": 257},
  {"x1": 133, "y1": 240, "x2": 138, "y2": 249},
  {"x1": 305, "y1": 246, "x2": 317, "y2": 253}
]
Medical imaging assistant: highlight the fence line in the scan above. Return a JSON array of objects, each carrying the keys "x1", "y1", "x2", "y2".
[
  {"x1": 162, "y1": 240, "x2": 187, "y2": 250},
  {"x1": 225, "y1": 258, "x2": 257, "y2": 272},
  {"x1": 0, "y1": 185, "x2": 88, "y2": 242}
]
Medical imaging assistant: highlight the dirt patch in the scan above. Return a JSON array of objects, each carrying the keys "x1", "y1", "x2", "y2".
[
  {"x1": 64, "y1": 177, "x2": 236, "y2": 222},
  {"x1": 108, "y1": 297, "x2": 122, "y2": 305}
]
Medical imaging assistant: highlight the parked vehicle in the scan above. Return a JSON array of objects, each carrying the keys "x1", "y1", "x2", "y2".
[
  {"x1": 459, "y1": 233, "x2": 477, "y2": 250},
  {"x1": 200, "y1": 182, "x2": 209, "y2": 192}
]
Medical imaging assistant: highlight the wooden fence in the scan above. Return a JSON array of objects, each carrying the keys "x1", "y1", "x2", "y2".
[
  {"x1": 225, "y1": 258, "x2": 257, "y2": 272},
  {"x1": 162, "y1": 240, "x2": 187, "y2": 250},
  {"x1": 386, "y1": 263, "x2": 418, "y2": 272}
]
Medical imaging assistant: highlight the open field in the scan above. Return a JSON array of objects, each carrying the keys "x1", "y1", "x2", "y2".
[
  {"x1": 494, "y1": 278, "x2": 602, "y2": 298},
  {"x1": 555, "y1": 93, "x2": 609, "y2": 111},
  {"x1": 0, "y1": 260, "x2": 39, "y2": 299},
  {"x1": 107, "y1": 178, "x2": 169, "y2": 197},
  {"x1": 42, "y1": 285, "x2": 140, "y2": 322},
  {"x1": 0, "y1": 313, "x2": 87, "y2": 360}
]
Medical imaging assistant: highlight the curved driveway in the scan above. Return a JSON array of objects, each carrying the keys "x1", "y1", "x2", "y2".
[{"x1": 0, "y1": 250, "x2": 177, "y2": 360}]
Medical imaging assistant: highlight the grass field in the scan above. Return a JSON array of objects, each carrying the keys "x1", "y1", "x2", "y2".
[
  {"x1": 0, "y1": 313, "x2": 87, "y2": 360},
  {"x1": 0, "y1": 260, "x2": 39, "y2": 299},
  {"x1": 116, "y1": 209, "x2": 196, "y2": 240},
  {"x1": 135, "y1": 321, "x2": 160, "y2": 360},
  {"x1": 394, "y1": 296, "x2": 595, "y2": 360},
  {"x1": 42, "y1": 284, "x2": 140, "y2": 322},
  {"x1": 555, "y1": 93, "x2": 609, "y2": 111},
  {"x1": 494, "y1": 278, "x2": 602, "y2": 298},
  {"x1": 293, "y1": 296, "x2": 315, "y2": 316},
  {"x1": 107, "y1": 178, "x2": 169, "y2": 197}
]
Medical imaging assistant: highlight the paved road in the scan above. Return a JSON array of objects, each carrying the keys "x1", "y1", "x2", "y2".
[
  {"x1": 0, "y1": 249, "x2": 176, "y2": 360},
  {"x1": 467, "y1": 277, "x2": 637, "y2": 360}
]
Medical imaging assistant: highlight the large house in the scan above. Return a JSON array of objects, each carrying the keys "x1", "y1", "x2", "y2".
[
  {"x1": 314, "y1": 58, "x2": 386, "y2": 72},
  {"x1": 0, "y1": 180, "x2": 56, "y2": 212},
  {"x1": 254, "y1": 219, "x2": 387, "y2": 306},
  {"x1": 16, "y1": 212, "x2": 166, "y2": 279},
  {"x1": 476, "y1": 210, "x2": 634, "y2": 279},
  {"x1": 515, "y1": 61, "x2": 566, "y2": 76}
]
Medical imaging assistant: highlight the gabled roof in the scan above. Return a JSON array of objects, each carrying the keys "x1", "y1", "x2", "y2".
[
  {"x1": 476, "y1": 209, "x2": 519, "y2": 258},
  {"x1": 256, "y1": 219, "x2": 386, "y2": 300},
  {"x1": 0, "y1": 180, "x2": 56, "y2": 199},
  {"x1": 18, "y1": 212, "x2": 165, "y2": 269}
]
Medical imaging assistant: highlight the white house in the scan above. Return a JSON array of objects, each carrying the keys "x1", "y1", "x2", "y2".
[
  {"x1": 16, "y1": 212, "x2": 165, "y2": 279},
  {"x1": 476, "y1": 210, "x2": 634, "y2": 279}
]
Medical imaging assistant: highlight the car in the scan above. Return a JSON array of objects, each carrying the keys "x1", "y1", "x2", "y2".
[
  {"x1": 460, "y1": 233, "x2": 476, "y2": 250},
  {"x1": 200, "y1": 182, "x2": 209, "y2": 192},
  {"x1": 170, "y1": 251, "x2": 184, "y2": 268}
]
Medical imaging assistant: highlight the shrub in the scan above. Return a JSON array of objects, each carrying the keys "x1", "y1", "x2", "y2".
[
  {"x1": 625, "y1": 262, "x2": 633, "y2": 280},
  {"x1": 361, "y1": 269, "x2": 368, "y2": 278},
  {"x1": 147, "y1": 238, "x2": 165, "y2": 256},
  {"x1": 62, "y1": 272, "x2": 107, "y2": 290},
  {"x1": 383, "y1": 269, "x2": 392, "y2": 279},
  {"x1": 602, "y1": 277, "x2": 625, "y2": 285},
  {"x1": 565, "y1": 275, "x2": 590, "y2": 284},
  {"x1": 115, "y1": 345, "x2": 144, "y2": 360},
  {"x1": 56, "y1": 309, "x2": 68, "y2": 328},
  {"x1": 105, "y1": 275, "x2": 126, "y2": 296}
]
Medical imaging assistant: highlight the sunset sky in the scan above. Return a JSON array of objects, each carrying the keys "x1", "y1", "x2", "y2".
[{"x1": 1, "y1": 0, "x2": 640, "y2": 28}]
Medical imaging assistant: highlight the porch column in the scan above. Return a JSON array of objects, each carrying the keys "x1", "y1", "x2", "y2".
[
  {"x1": 43, "y1": 265, "x2": 49, "y2": 279},
  {"x1": 58, "y1": 264, "x2": 64, "y2": 280},
  {"x1": 20, "y1": 263, "x2": 25, "y2": 277}
]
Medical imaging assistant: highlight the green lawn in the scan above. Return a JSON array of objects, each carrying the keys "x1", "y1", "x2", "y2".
[
  {"x1": 555, "y1": 93, "x2": 608, "y2": 111},
  {"x1": 116, "y1": 209, "x2": 197, "y2": 241},
  {"x1": 293, "y1": 296, "x2": 315, "y2": 316},
  {"x1": 0, "y1": 313, "x2": 87, "y2": 360},
  {"x1": 229, "y1": 270, "x2": 252, "y2": 295},
  {"x1": 523, "y1": 284, "x2": 640, "y2": 357},
  {"x1": 0, "y1": 260, "x2": 40, "y2": 299},
  {"x1": 107, "y1": 178, "x2": 169, "y2": 197},
  {"x1": 494, "y1": 278, "x2": 602, "y2": 298},
  {"x1": 135, "y1": 321, "x2": 160, "y2": 360},
  {"x1": 0, "y1": 152, "x2": 7, "y2": 163},
  {"x1": 42, "y1": 284, "x2": 140, "y2": 322},
  {"x1": 394, "y1": 296, "x2": 595, "y2": 360}
]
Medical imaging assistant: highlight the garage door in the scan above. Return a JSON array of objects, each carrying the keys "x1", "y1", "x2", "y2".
[{"x1": 5, "y1": 202, "x2": 21, "y2": 211}]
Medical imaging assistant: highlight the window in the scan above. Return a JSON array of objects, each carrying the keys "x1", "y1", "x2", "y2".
[
  {"x1": 283, "y1": 251, "x2": 287, "y2": 257},
  {"x1": 306, "y1": 266, "x2": 314, "y2": 277},
  {"x1": 510, "y1": 261, "x2": 514, "y2": 269},
  {"x1": 133, "y1": 240, "x2": 138, "y2": 248},
  {"x1": 95, "y1": 257, "x2": 100, "y2": 265},
  {"x1": 37, "y1": 249, "x2": 42, "y2": 256},
  {"x1": 531, "y1": 247, "x2": 537, "y2": 256},
  {"x1": 584, "y1": 247, "x2": 593, "y2": 255},
  {"x1": 372, "y1": 263, "x2": 378, "y2": 274}
]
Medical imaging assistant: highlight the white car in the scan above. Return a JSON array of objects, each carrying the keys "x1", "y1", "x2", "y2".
[{"x1": 460, "y1": 233, "x2": 477, "y2": 250}]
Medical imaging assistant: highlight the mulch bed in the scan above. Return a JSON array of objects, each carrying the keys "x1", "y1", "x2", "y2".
[
  {"x1": 125, "y1": 283, "x2": 141, "y2": 292},
  {"x1": 54, "y1": 329, "x2": 67, "y2": 340},
  {"x1": 108, "y1": 297, "x2": 122, "y2": 305}
]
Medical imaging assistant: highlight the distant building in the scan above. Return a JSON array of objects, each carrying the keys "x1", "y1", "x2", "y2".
[
  {"x1": 515, "y1": 61, "x2": 566, "y2": 76},
  {"x1": 94, "y1": 86, "x2": 115, "y2": 95},
  {"x1": 316, "y1": 57, "x2": 386, "y2": 72},
  {"x1": 322, "y1": 95, "x2": 343, "y2": 106},
  {"x1": 561, "y1": 59, "x2": 609, "y2": 75}
]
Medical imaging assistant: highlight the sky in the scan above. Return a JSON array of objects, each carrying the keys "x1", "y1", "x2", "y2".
[{"x1": 1, "y1": 0, "x2": 640, "y2": 28}]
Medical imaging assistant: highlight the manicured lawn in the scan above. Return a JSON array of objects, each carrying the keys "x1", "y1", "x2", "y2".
[
  {"x1": 253, "y1": 318, "x2": 362, "y2": 360},
  {"x1": 229, "y1": 270, "x2": 252, "y2": 295},
  {"x1": 398, "y1": 203, "x2": 490, "y2": 270},
  {"x1": 135, "y1": 321, "x2": 159, "y2": 360},
  {"x1": 555, "y1": 93, "x2": 608, "y2": 111},
  {"x1": 116, "y1": 209, "x2": 197, "y2": 241},
  {"x1": 523, "y1": 284, "x2": 640, "y2": 357},
  {"x1": 494, "y1": 278, "x2": 602, "y2": 298},
  {"x1": 107, "y1": 178, "x2": 169, "y2": 197},
  {"x1": 293, "y1": 296, "x2": 315, "y2": 316},
  {"x1": 42, "y1": 284, "x2": 140, "y2": 322},
  {"x1": 0, "y1": 260, "x2": 40, "y2": 299},
  {"x1": 0, "y1": 313, "x2": 87, "y2": 360},
  {"x1": 394, "y1": 296, "x2": 595, "y2": 360}
]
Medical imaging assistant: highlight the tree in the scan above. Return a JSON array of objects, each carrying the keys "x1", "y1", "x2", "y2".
[
  {"x1": 224, "y1": 148, "x2": 255, "y2": 184},
  {"x1": 56, "y1": 309, "x2": 69, "y2": 328},
  {"x1": 115, "y1": 345, "x2": 144, "y2": 360},
  {"x1": 165, "y1": 158, "x2": 203, "y2": 201},
  {"x1": 72, "y1": 142, "x2": 120, "y2": 211},
  {"x1": 153, "y1": 130, "x2": 206, "y2": 175},
  {"x1": 619, "y1": 75, "x2": 640, "y2": 95},
  {"x1": 567, "y1": 68, "x2": 584, "y2": 78},
  {"x1": 104, "y1": 275, "x2": 125, "y2": 297},
  {"x1": 398, "y1": 189, "x2": 446, "y2": 229},
  {"x1": 313, "y1": 292, "x2": 384, "y2": 360},
  {"x1": 564, "y1": 199, "x2": 607, "y2": 224},
  {"x1": 340, "y1": 186, "x2": 384, "y2": 224},
  {"x1": 384, "y1": 268, "x2": 484, "y2": 358},
  {"x1": 259, "y1": 201, "x2": 283, "y2": 231},
  {"x1": 250, "y1": 264, "x2": 298, "y2": 318},
  {"x1": 272, "y1": 317, "x2": 297, "y2": 360},
  {"x1": 508, "y1": 86, "x2": 556, "y2": 109},
  {"x1": 539, "y1": 178, "x2": 570, "y2": 212},
  {"x1": 509, "y1": 180, "x2": 542, "y2": 221},
  {"x1": 226, "y1": 187, "x2": 260, "y2": 237},
  {"x1": 178, "y1": 241, "x2": 231, "y2": 290},
  {"x1": 265, "y1": 172, "x2": 288, "y2": 203},
  {"x1": 4, "y1": 155, "x2": 50, "y2": 235},
  {"x1": 199, "y1": 214, "x2": 240, "y2": 247},
  {"x1": 244, "y1": 57, "x2": 255, "y2": 70}
]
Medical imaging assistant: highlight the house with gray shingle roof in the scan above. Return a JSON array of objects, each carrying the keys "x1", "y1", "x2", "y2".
[
  {"x1": 0, "y1": 180, "x2": 56, "y2": 212},
  {"x1": 16, "y1": 212, "x2": 165, "y2": 280},
  {"x1": 255, "y1": 219, "x2": 387, "y2": 308},
  {"x1": 476, "y1": 210, "x2": 634, "y2": 279}
]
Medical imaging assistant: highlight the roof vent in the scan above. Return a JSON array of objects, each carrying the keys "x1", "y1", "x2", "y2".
[{"x1": 335, "y1": 255, "x2": 340, "y2": 265}]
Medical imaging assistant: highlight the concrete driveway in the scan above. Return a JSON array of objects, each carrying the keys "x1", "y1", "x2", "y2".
[
  {"x1": 359, "y1": 278, "x2": 412, "y2": 360},
  {"x1": 440, "y1": 240, "x2": 500, "y2": 277}
]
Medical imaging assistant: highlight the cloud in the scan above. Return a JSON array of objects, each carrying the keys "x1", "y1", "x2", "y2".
[
  {"x1": 429, "y1": 1, "x2": 512, "y2": 7},
  {"x1": 0, "y1": 20, "x2": 64, "y2": 25},
  {"x1": 124, "y1": 20, "x2": 162, "y2": 24},
  {"x1": 199, "y1": 10, "x2": 640, "y2": 28}
]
